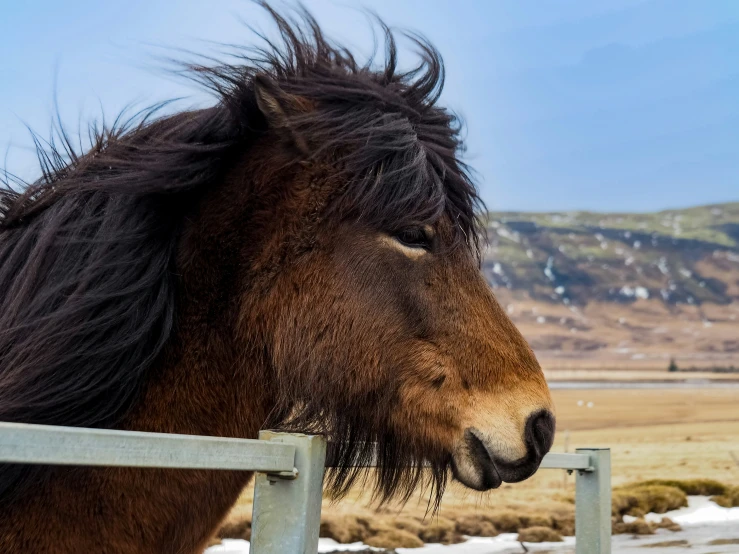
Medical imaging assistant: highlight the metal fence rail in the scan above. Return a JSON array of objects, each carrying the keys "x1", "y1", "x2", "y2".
[
  {"x1": 0, "y1": 422, "x2": 611, "y2": 554},
  {"x1": 0, "y1": 422, "x2": 296, "y2": 473}
]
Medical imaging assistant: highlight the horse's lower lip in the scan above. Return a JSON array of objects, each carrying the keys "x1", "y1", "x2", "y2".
[
  {"x1": 477, "y1": 458, "x2": 502, "y2": 490},
  {"x1": 450, "y1": 457, "x2": 502, "y2": 491},
  {"x1": 451, "y1": 430, "x2": 503, "y2": 491},
  {"x1": 468, "y1": 429, "x2": 502, "y2": 489}
]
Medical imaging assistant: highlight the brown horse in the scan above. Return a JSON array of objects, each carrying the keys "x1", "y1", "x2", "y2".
[{"x1": 0, "y1": 5, "x2": 554, "y2": 554}]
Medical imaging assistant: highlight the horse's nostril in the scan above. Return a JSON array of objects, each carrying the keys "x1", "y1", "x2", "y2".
[{"x1": 525, "y1": 409, "x2": 556, "y2": 457}]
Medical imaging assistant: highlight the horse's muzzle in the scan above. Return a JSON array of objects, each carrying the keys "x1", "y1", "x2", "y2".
[{"x1": 451, "y1": 409, "x2": 556, "y2": 491}]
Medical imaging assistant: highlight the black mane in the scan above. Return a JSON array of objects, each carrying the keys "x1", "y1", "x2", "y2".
[{"x1": 0, "y1": 3, "x2": 482, "y2": 504}]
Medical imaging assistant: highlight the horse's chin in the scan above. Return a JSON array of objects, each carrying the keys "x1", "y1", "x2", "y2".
[{"x1": 450, "y1": 432, "x2": 503, "y2": 491}]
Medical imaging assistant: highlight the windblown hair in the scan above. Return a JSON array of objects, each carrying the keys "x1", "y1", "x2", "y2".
[{"x1": 0, "y1": 3, "x2": 483, "y2": 505}]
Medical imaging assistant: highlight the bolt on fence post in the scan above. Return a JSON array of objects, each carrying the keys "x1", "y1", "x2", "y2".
[
  {"x1": 250, "y1": 431, "x2": 327, "y2": 554},
  {"x1": 575, "y1": 448, "x2": 611, "y2": 554}
]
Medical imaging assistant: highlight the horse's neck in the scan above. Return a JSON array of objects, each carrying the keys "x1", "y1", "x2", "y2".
[
  {"x1": 2, "y1": 316, "x2": 274, "y2": 554},
  {"x1": 126, "y1": 178, "x2": 275, "y2": 439},
  {"x1": 119, "y1": 325, "x2": 271, "y2": 551},
  {"x1": 106, "y1": 186, "x2": 275, "y2": 551},
  {"x1": 124, "y1": 320, "x2": 271, "y2": 437},
  {"x1": 3, "y1": 223, "x2": 277, "y2": 554}
]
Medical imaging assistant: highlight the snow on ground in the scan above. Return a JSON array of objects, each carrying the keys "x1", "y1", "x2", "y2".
[
  {"x1": 208, "y1": 536, "x2": 574, "y2": 554},
  {"x1": 318, "y1": 540, "x2": 382, "y2": 552},
  {"x1": 207, "y1": 539, "x2": 250, "y2": 553},
  {"x1": 206, "y1": 497, "x2": 739, "y2": 554},
  {"x1": 394, "y1": 535, "x2": 575, "y2": 553},
  {"x1": 645, "y1": 495, "x2": 739, "y2": 525}
]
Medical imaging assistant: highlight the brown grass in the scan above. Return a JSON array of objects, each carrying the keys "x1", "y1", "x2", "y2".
[
  {"x1": 642, "y1": 539, "x2": 689, "y2": 547},
  {"x1": 453, "y1": 515, "x2": 498, "y2": 536},
  {"x1": 708, "y1": 538, "x2": 739, "y2": 545},
  {"x1": 713, "y1": 486, "x2": 739, "y2": 507},
  {"x1": 612, "y1": 485, "x2": 687, "y2": 517},
  {"x1": 655, "y1": 517, "x2": 681, "y2": 532},
  {"x1": 550, "y1": 388, "x2": 739, "y2": 431},
  {"x1": 320, "y1": 515, "x2": 368, "y2": 544},
  {"x1": 633, "y1": 478, "x2": 729, "y2": 496},
  {"x1": 517, "y1": 526, "x2": 563, "y2": 543},
  {"x1": 364, "y1": 528, "x2": 423, "y2": 548},
  {"x1": 611, "y1": 518, "x2": 655, "y2": 535},
  {"x1": 416, "y1": 516, "x2": 461, "y2": 544}
]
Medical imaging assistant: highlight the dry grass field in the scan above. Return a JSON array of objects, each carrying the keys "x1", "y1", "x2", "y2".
[
  {"x1": 549, "y1": 387, "x2": 739, "y2": 432},
  {"x1": 214, "y1": 387, "x2": 739, "y2": 547},
  {"x1": 545, "y1": 368, "x2": 739, "y2": 381}
]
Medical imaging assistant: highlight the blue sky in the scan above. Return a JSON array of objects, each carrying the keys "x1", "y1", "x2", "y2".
[{"x1": 1, "y1": 0, "x2": 737, "y2": 212}]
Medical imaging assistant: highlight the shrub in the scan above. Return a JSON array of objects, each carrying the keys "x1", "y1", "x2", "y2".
[
  {"x1": 355, "y1": 515, "x2": 391, "y2": 534},
  {"x1": 488, "y1": 511, "x2": 523, "y2": 532},
  {"x1": 612, "y1": 518, "x2": 655, "y2": 535},
  {"x1": 655, "y1": 517, "x2": 681, "y2": 532},
  {"x1": 417, "y1": 516, "x2": 463, "y2": 544},
  {"x1": 217, "y1": 518, "x2": 251, "y2": 540},
  {"x1": 517, "y1": 526, "x2": 563, "y2": 543},
  {"x1": 643, "y1": 540, "x2": 689, "y2": 547},
  {"x1": 712, "y1": 485, "x2": 739, "y2": 507},
  {"x1": 520, "y1": 514, "x2": 553, "y2": 528},
  {"x1": 364, "y1": 529, "x2": 424, "y2": 548},
  {"x1": 551, "y1": 510, "x2": 575, "y2": 536},
  {"x1": 320, "y1": 515, "x2": 369, "y2": 544},
  {"x1": 708, "y1": 538, "x2": 739, "y2": 546},
  {"x1": 612, "y1": 485, "x2": 687, "y2": 516},
  {"x1": 393, "y1": 517, "x2": 424, "y2": 537},
  {"x1": 636, "y1": 478, "x2": 728, "y2": 496},
  {"x1": 454, "y1": 515, "x2": 498, "y2": 537}
]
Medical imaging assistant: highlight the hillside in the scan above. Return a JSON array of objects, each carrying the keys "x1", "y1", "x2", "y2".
[{"x1": 483, "y1": 202, "x2": 739, "y2": 369}]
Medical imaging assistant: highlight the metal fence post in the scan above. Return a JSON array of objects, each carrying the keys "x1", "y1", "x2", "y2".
[
  {"x1": 250, "y1": 431, "x2": 327, "y2": 554},
  {"x1": 575, "y1": 448, "x2": 611, "y2": 554}
]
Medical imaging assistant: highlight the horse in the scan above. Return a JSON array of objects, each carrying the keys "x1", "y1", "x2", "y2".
[{"x1": 0, "y1": 5, "x2": 554, "y2": 553}]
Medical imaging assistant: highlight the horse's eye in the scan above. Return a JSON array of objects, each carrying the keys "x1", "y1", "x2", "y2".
[{"x1": 394, "y1": 227, "x2": 433, "y2": 250}]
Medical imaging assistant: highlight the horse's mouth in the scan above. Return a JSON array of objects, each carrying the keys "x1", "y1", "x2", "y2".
[
  {"x1": 451, "y1": 411, "x2": 555, "y2": 491},
  {"x1": 450, "y1": 429, "x2": 503, "y2": 491}
]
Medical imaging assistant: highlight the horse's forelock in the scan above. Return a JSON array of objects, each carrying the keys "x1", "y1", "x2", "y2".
[{"x1": 185, "y1": 1, "x2": 485, "y2": 252}]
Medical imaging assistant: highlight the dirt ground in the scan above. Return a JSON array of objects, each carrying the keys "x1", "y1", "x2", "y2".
[{"x1": 500, "y1": 295, "x2": 739, "y2": 371}]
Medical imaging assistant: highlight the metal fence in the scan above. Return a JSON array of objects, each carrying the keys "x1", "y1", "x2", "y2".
[{"x1": 0, "y1": 422, "x2": 611, "y2": 554}]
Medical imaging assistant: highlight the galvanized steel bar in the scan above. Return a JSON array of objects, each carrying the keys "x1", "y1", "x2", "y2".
[
  {"x1": 250, "y1": 431, "x2": 327, "y2": 554},
  {"x1": 0, "y1": 422, "x2": 296, "y2": 472},
  {"x1": 538, "y1": 452, "x2": 592, "y2": 470},
  {"x1": 575, "y1": 448, "x2": 612, "y2": 554},
  {"x1": 1, "y1": 421, "x2": 612, "y2": 553},
  {"x1": 326, "y1": 447, "x2": 591, "y2": 470}
]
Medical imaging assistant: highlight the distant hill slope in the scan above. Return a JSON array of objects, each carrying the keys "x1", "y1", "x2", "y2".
[{"x1": 483, "y1": 202, "x2": 739, "y2": 369}]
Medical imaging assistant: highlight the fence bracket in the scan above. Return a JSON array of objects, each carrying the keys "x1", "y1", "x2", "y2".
[
  {"x1": 575, "y1": 448, "x2": 611, "y2": 554},
  {"x1": 251, "y1": 431, "x2": 327, "y2": 554},
  {"x1": 266, "y1": 467, "x2": 299, "y2": 482}
]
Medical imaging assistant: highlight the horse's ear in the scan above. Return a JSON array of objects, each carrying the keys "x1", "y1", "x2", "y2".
[{"x1": 254, "y1": 75, "x2": 310, "y2": 154}]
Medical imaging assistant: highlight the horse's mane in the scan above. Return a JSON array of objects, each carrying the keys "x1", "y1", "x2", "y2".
[{"x1": 0, "y1": 3, "x2": 482, "y2": 504}]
